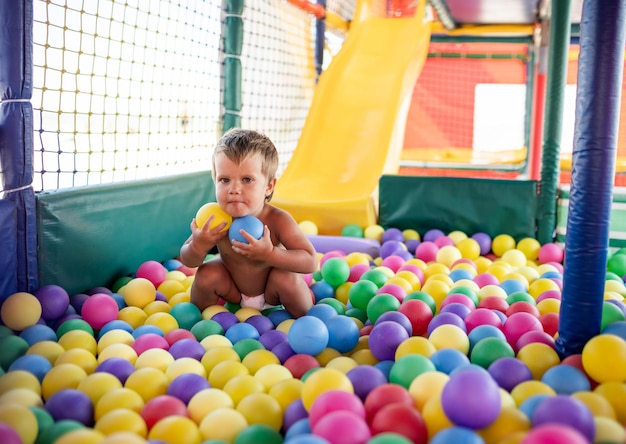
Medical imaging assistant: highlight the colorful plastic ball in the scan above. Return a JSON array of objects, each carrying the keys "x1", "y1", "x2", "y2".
[
  {"x1": 0, "y1": 421, "x2": 23, "y2": 444},
  {"x1": 429, "y1": 348, "x2": 470, "y2": 375},
  {"x1": 166, "y1": 372, "x2": 211, "y2": 405},
  {"x1": 299, "y1": 220, "x2": 319, "y2": 235},
  {"x1": 1, "y1": 292, "x2": 42, "y2": 331},
  {"x1": 8, "y1": 354, "x2": 52, "y2": 383},
  {"x1": 45, "y1": 388, "x2": 94, "y2": 426},
  {"x1": 140, "y1": 394, "x2": 189, "y2": 430},
  {"x1": 235, "y1": 392, "x2": 283, "y2": 431},
  {"x1": 415, "y1": 242, "x2": 439, "y2": 263},
  {"x1": 120, "y1": 278, "x2": 156, "y2": 309},
  {"x1": 429, "y1": 324, "x2": 470, "y2": 354},
  {"x1": 169, "y1": 302, "x2": 202, "y2": 331},
  {"x1": 308, "y1": 390, "x2": 365, "y2": 430},
  {"x1": 487, "y1": 357, "x2": 533, "y2": 392},
  {"x1": 370, "y1": 403, "x2": 427, "y2": 444},
  {"x1": 540, "y1": 364, "x2": 591, "y2": 395},
  {"x1": 582, "y1": 333, "x2": 626, "y2": 383},
  {"x1": 288, "y1": 316, "x2": 329, "y2": 356},
  {"x1": 321, "y1": 257, "x2": 351, "y2": 288},
  {"x1": 198, "y1": 407, "x2": 247, "y2": 442},
  {"x1": 124, "y1": 367, "x2": 169, "y2": 403},
  {"x1": 312, "y1": 410, "x2": 371, "y2": 444},
  {"x1": 136, "y1": 260, "x2": 167, "y2": 288},
  {"x1": 229, "y1": 215, "x2": 264, "y2": 244},
  {"x1": 17, "y1": 324, "x2": 56, "y2": 347},
  {"x1": 282, "y1": 354, "x2": 319, "y2": 380},
  {"x1": 491, "y1": 234, "x2": 515, "y2": 257},
  {"x1": 0, "y1": 402, "x2": 39, "y2": 444},
  {"x1": 364, "y1": 383, "x2": 414, "y2": 423},
  {"x1": 464, "y1": 308, "x2": 502, "y2": 333},
  {"x1": 502, "y1": 312, "x2": 543, "y2": 350},
  {"x1": 168, "y1": 338, "x2": 204, "y2": 361},
  {"x1": 310, "y1": 281, "x2": 335, "y2": 303},
  {"x1": 441, "y1": 368, "x2": 501, "y2": 429},
  {"x1": 94, "y1": 408, "x2": 147, "y2": 438},
  {"x1": 368, "y1": 321, "x2": 409, "y2": 362},
  {"x1": 367, "y1": 294, "x2": 401, "y2": 324},
  {"x1": 470, "y1": 337, "x2": 515, "y2": 369},
  {"x1": 243, "y1": 315, "x2": 274, "y2": 336},
  {"x1": 344, "y1": 365, "x2": 387, "y2": 401},
  {"x1": 34, "y1": 285, "x2": 70, "y2": 321},
  {"x1": 538, "y1": 243, "x2": 564, "y2": 264},
  {"x1": 389, "y1": 354, "x2": 436, "y2": 389},
  {"x1": 397, "y1": 299, "x2": 433, "y2": 336},
  {"x1": 430, "y1": 426, "x2": 484, "y2": 444},
  {"x1": 427, "y1": 312, "x2": 466, "y2": 336},
  {"x1": 348, "y1": 280, "x2": 379, "y2": 312},
  {"x1": 301, "y1": 368, "x2": 353, "y2": 411},
  {"x1": 80, "y1": 293, "x2": 120, "y2": 330},
  {"x1": 325, "y1": 315, "x2": 359, "y2": 354},
  {"x1": 186, "y1": 388, "x2": 234, "y2": 424},
  {"x1": 517, "y1": 343, "x2": 561, "y2": 380},
  {"x1": 148, "y1": 415, "x2": 201, "y2": 443},
  {"x1": 94, "y1": 358, "x2": 134, "y2": 385},
  {"x1": 531, "y1": 395, "x2": 595, "y2": 442},
  {"x1": 234, "y1": 423, "x2": 283, "y2": 444},
  {"x1": 195, "y1": 202, "x2": 232, "y2": 231},
  {"x1": 307, "y1": 304, "x2": 338, "y2": 322}
]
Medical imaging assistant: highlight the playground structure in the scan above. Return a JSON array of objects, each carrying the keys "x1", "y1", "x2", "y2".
[{"x1": 0, "y1": 2, "x2": 626, "y2": 441}]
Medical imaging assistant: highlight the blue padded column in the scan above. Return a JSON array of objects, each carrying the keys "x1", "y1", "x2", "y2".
[{"x1": 556, "y1": 0, "x2": 626, "y2": 356}]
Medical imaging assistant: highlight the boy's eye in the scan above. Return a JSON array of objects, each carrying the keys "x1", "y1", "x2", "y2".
[
  {"x1": 243, "y1": 177, "x2": 253, "y2": 183},
  {"x1": 219, "y1": 178, "x2": 229, "y2": 184}
]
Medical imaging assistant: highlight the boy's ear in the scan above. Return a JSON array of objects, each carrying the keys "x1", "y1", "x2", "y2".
[{"x1": 266, "y1": 177, "x2": 277, "y2": 196}]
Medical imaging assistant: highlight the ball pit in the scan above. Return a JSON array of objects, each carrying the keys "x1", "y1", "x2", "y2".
[{"x1": 2, "y1": 226, "x2": 626, "y2": 443}]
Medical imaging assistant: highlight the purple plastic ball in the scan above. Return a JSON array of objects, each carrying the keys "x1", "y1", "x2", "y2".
[
  {"x1": 368, "y1": 321, "x2": 409, "y2": 361},
  {"x1": 45, "y1": 389, "x2": 94, "y2": 426},
  {"x1": 259, "y1": 329, "x2": 288, "y2": 350},
  {"x1": 168, "y1": 338, "x2": 205, "y2": 360},
  {"x1": 245, "y1": 315, "x2": 275, "y2": 336},
  {"x1": 283, "y1": 398, "x2": 309, "y2": 431},
  {"x1": 35, "y1": 285, "x2": 70, "y2": 321},
  {"x1": 381, "y1": 228, "x2": 404, "y2": 243},
  {"x1": 375, "y1": 311, "x2": 413, "y2": 336},
  {"x1": 441, "y1": 368, "x2": 501, "y2": 429},
  {"x1": 532, "y1": 395, "x2": 595, "y2": 442},
  {"x1": 427, "y1": 312, "x2": 467, "y2": 336},
  {"x1": 423, "y1": 229, "x2": 445, "y2": 242},
  {"x1": 167, "y1": 372, "x2": 211, "y2": 404},
  {"x1": 95, "y1": 357, "x2": 135, "y2": 384},
  {"x1": 380, "y1": 240, "x2": 405, "y2": 259},
  {"x1": 487, "y1": 357, "x2": 533, "y2": 392},
  {"x1": 346, "y1": 364, "x2": 388, "y2": 400},
  {"x1": 272, "y1": 341, "x2": 296, "y2": 363},
  {"x1": 471, "y1": 232, "x2": 492, "y2": 256},
  {"x1": 212, "y1": 311, "x2": 239, "y2": 331}
]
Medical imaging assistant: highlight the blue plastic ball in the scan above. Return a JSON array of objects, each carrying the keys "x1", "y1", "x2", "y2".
[
  {"x1": 325, "y1": 314, "x2": 360, "y2": 354},
  {"x1": 229, "y1": 215, "x2": 264, "y2": 244},
  {"x1": 288, "y1": 315, "x2": 329, "y2": 355},
  {"x1": 225, "y1": 322, "x2": 260, "y2": 344}
]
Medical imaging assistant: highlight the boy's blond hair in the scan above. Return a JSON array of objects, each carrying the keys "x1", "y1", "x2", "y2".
[{"x1": 212, "y1": 128, "x2": 279, "y2": 202}]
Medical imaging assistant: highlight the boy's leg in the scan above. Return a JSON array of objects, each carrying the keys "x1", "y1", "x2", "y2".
[
  {"x1": 190, "y1": 259, "x2": 241, "y2": 311},
  {"x1": 265, "y1": 268, "x2": 313, "y2": 318}
]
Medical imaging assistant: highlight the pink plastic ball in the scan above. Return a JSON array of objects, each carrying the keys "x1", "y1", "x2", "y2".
[
  {"x1": 536, "y1": 290, "x2": 561, "y2": 303},
  {"x1": 349, "y1": 264, "x2": 371, "y2": 282},
  {"x1": 381, "y1": 255, "x2": 406, "y2": 272},
  {"x1": 516, "y1": 330, "x2": 556, "y2": 351},
  {"x1": 464, "y1": 308, "x2": 503, "y2": 333},
  {"x1": 503, "y1": 312, "x2": 543, "y2": 350},
  {"x1": 309, "y1": 390, "x2": 366, "y2": 429},
  {"x1": 137, "y1": 260, "x2": 168, "y2": 287},
  {"x1": 397, "y1": 264, "x2": 425, "y2": 285},
  {"x1": 522, "y1": 424, "x2": 589, "y2": 444},
  {"x1": 377, "y1": 283, "x2": 407, "y2": 303},
  {"x1": 132, "y1": 333, "x2": 170, "y2": 355},
  {"x1": 473, "y1": 273, "x2": 500, "y2": 288},
  {"x1": 442, "y1": 294, "x2": 477, "y2": 311},
  {"x1": 320, "y1": 251, "x2": 346, "y2": 268},
  {"x1": 312, "y1": 410, "x2": 371, "y2": 444},
  {"x1": 538, "y1": 243, "x2": 565, "y2": 264},
  {"x1": 433, "y1": 236, "x2": 455, "y2": 248},
  {"x1": 415, "y1": 242, "x2": 439, "y2": 263},
  {"x1": 81, "y1": 293, "x2": 119, "y2": 330}
]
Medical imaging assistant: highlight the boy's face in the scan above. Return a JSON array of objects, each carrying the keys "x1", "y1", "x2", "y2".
[{"x1": 213, "y1": 152, "x2": 275, "y2": 218}]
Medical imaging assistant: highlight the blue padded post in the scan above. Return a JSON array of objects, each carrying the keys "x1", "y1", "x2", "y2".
[{"x1": 556, "y1": 0, "x2": 626, "y2": 356}]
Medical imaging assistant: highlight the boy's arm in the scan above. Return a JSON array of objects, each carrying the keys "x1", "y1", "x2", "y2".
[{"x1": 180, "y1": 218, "x2": 228, "y2": 267}]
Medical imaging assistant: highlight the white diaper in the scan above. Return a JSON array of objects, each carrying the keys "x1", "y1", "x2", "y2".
[{"x1": 240, "y1": 293, "x2": 279, "y2": 311}]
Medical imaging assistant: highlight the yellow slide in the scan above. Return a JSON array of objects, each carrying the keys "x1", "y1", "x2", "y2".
[{"x1": 273, "y1": 0, "x2": 431, "y2": 235}]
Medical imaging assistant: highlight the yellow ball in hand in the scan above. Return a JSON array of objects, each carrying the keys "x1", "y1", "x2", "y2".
[{"x1": 195, "y1": 202, "x2": 232, "y2": 231}]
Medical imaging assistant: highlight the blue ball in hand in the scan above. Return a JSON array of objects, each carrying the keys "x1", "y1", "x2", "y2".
[{"x1": 229, "y1": 215, "x2": 264, "y2": 244}]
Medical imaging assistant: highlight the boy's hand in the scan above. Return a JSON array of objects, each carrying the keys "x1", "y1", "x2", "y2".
[
  {"x1": 230, "y1": 225, "x2": 274, "y2": 261},
  {"x1": 189, "y1": 215, "x2": 228, "y2": 253}
]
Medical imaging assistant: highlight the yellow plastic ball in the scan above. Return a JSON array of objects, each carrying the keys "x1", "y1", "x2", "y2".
[
  {"x1": 315, "y1": 347, "x2": 341, "y2": 367},
  {"x1": 58, "y1": 329, "x2": 97, "y2": 355},
  {"x1": 134, "y1": 348, "x2": 174, "y2": 372},
  {"x1": 492, "y1": 234, "x2": 516, "y2": 257},
  {"x1": 0, "y1": 402, "x2": 39, "y2": 444},
  {"x1": 326, "y1": 356, "x2": 358, "y2": 374},
  {"x1": 97, "y1": 330, "x2": 135, "y2": 354},
  {"x1": 457, "y1": 238, "x2": 481, "y2": 260},
  {"x1": 299, "y1": 220, "x2": 318, "y2": 235},
  {"x1": 124, "y1": 367, "x2": 169, "y2": 402},
  {"x1": 95, "y1": 408, "x2": 148, "y2": 438},
  {"x1": 156, "y1": 280, "x2": 186, "y2": 301},
  {"x1": 268, "y1": 378, "x2": 303, "y2": 412},
  {"x1": 364, "y1": 224, "x2": 385, "y2": 242},
  {"x1": 1, "y1": 292, "x2": 42, "y2": 331},
  {"x1": 200, "y1": 335, "x2": 233, "y2": 350},
  {"x1": 148, "y1": 416, "x2": 202, "y2": 444},
  {"x1": 571, "y1": 391, "x2": 617, "y2": 420},
  {"x1": 428, "y1": 324, "x2": 469, "y2": 354},
  {"x1": 188, "y1": 388, "x2": 235, "y2": 424},
  {"x1": 478, "y1": 406, "x2": 531, "y2": 444},
  {"x1": 56, "y1": 428, "x2": 106, "y2": 444},
  {"x1": 241, "y1": 349, "x2": 280, "y2": 375},
  {"x1": 516, "y1": 343, "x2": 561, "y2": 380},
  {"x1": 201, "y1": 346, "x2": 241, "y2": 375},
  {"x1": 95, "y1": 387, "x2": 145, "y2": 421},
  {"x1": 236, "y1": 392, "x2": 283, "y2": 431},
  {"x1": 26, "y1": 340, "x2": 65, "y2": 366},
  {"x1": 223, "y1": 374, "x2": 266, "y2": 406},
  {"x1": 594, "y1": 416, "x2": 626, "y2": 444},
  {"x1": 144, "y1": 312, "x2": 179, "y2": 334},
  {"x1": 395, "y1": 336, "x2": 437, "y2": 360},
  {"x1": 117, "y1": 306, "x2": 149, "y2": 329},
  {"x1": 234, "y1": 307, "x2": 262, "y2": 322},
  {"x1": 594, "y1": 382, "x2": 626, "y2": 424},
  {"x1": 168, "y1": 291, "x2": 190, "y2": 306},
  {"x1": 100, "y1": 432, "x2": 148, "y2": 444},
  {"x1": 77, "y1": 372, "x2": 123, "y2": 405},
  {"x1": 402, "y1": 229, "x2": 420, "y2": 241},
  {"x1": 408, "y1": 370, "x2": 449, "y2": 411},
  {"x1": 528, "y1": 278, "x2": 561, "y2": 299},
  {"x1": 477, "y1": 284, "x2": 508, "y2": 301},
  {"x1": 55, "y1": 348, "x2": 99, "y2": 374},
  {"x1": 436, "y1": 245, "x2": 462, "y2": 268},
  {"x1": 510, "y1": 380, "x2": 556, "y2": 406},
  {"x1": 199, "y1": 408, "x2": 248, "y2": 442},
  {"x1": 501, "y1": 249, "x2": 527, "y2": 268},
  {"x1": 41, "y1": 363, "x2": 87, "y2": 400},
  {"x1": 422, "y1": 396, "x2": 454, "y2": 440},
  {"x1": 121, "y1": 278, "x2": 157, "y2": 309},
  {"x1": 195, "y1": 202, "x2": 232, "y2": 231},
  {"x1": 202, "y1": 304, "x2": 228, "y2": 319},
  {"x1": 474, "y1": 256, "x2": 493, "y2": 274},
  {"x1": 301, "y1": 367, "x2": 353, "y2": 411},
  {"x1": 350, "y1": 348, "x2": 378, "y2": 365},
  {"x1": 165, "y1": 357, "x2": 207, "y2": 380},
  {"x1": 517, "y1": 237, "x2": 541, "y2": 261},
  {"x1": 582, "y1": 334, "x2": 626, "y2": 383},
  {"x1": 208, "y1": 361, "x2": 250, "y2": 389},
  {"x1": 0, "y1": 388, "x2": 43, "y2": 408},
  {"x1": 0, "y1": 370, "x2": 41, "y2": 397},
  {"x1": 447, "y1": 230, "x2": 468, "y2": 244},
  {"x1": 97, "y1": 343, "x2": 138, "y2": 364}
]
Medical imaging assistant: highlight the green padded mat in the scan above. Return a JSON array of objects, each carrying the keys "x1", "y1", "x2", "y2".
[
  {"x1": 378, "y1": 175, "x2": 539, "y2": 240},
  {"x1": 556, "y1": 185, "x2": 626, "y2": 251},
  {"x1": 37, "y1": 171, "x2": 215, "y2": 295}
]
